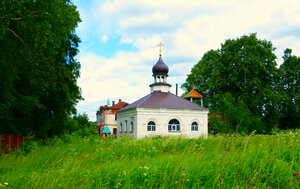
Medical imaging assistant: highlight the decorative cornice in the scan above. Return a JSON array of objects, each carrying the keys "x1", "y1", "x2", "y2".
[{"x1": 149, "y1": 82, "x2": 171, "y2": 87}]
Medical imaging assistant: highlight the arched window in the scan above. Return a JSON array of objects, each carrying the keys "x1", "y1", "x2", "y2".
[
  {"x1": 130, "y1": 122, "x2": 134, "y2": 132},
  {"x1": 191, "y1": 122, "x2": 198, "y2": 131},
  {"x1": 120, "y1": 123, "x2": 123, "y2": 133},
  {"x1": 147, "y1": 121, "x2": 156, "y2": 131},
  {"x1": 168, "y1": 119, "x2": 180, "y2": 131}
]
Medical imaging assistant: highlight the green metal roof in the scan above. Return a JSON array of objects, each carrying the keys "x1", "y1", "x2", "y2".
[{"x1": 102, "y1": 126, "x2": 111, "y2": 133}]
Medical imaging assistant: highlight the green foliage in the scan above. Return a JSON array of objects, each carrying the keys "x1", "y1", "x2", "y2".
[
  {"x1": 18, "y1": 141, "x2": 38, "y2": 156},
  {"x1": 89, "y1": 121, "x2": 97, "y2": 128},
  {"x1": 0, "y1": 132, "x2": 299, "y2": 188},
  {"x1": 74, "y1": 114, "x2": 90, "y2": 128},
  {"x1": 207, "y1": 113, "x2": 224, "y2": 134},
  {"x1": 72, "y1": 126, "x2": 97, "y2": 138},
  {"x1": 278, "y1": 49, "x2": 300, "y2": 129},
  {"x1": 0, "y1": 0, "x2": 82, "y2": 136},
  {"x1": 183, "y1": 34, "x2": 283, "y2": 133},
  {"x1": 209, "y1": 93, "x2": 263, "y2": 134},
  {"x1": 62, "y1": 113, "x2": 91, "y2": 135}
]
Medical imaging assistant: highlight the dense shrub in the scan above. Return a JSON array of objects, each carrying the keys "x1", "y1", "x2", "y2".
[{"x1": 209, "y1": 93, "x2": 264, "y2": 135}]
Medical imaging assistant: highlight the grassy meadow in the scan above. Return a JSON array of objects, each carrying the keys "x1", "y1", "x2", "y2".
[{"x1": 0, "y1": 130, "x2": 299, "y2": 188}]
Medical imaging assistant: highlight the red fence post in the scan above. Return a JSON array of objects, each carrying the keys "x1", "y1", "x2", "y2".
[
  {"x1": 5, "y1": 134, "x2": 11, "y2": 154},
  {"x1": 13, "y1": 134, "x2": 19, "y2": 150}
]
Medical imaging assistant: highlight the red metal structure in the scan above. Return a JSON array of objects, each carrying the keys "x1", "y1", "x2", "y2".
[
  {"x1": 0, "y1": 134, "x2": 29, "y2": 155},
  {"x1": 5, "y1": 134, "x2": 11, "y2": 154},
  {"x1": 13, "y1": 134, "x2": 19, "y2": 150}
]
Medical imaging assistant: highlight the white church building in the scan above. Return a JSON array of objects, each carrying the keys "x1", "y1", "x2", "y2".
[{"x1": 117, "y1": 53, "x2": 209, "y2": 138}]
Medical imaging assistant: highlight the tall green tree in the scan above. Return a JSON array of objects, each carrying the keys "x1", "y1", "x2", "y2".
[
  {"x1": 0, "y1": 0, "x2": 82, "y2": 136},
  {"x1": 183, "y1": 34, "x2": 281, "y2": 133},
  {"x1": 278, "y1": 49, "x2": 300, "y2": 129}
]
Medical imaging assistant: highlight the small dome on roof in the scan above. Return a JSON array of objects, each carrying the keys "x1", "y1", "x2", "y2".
[{"x1": 152, "y1": 55, "x2": 169, "y2": 75}]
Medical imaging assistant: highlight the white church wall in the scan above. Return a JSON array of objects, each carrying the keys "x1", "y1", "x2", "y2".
[
  {"x1": 117, "y1": 108, "x2": 208, "y2": 139},
  {"x1": 117, "y1": 109, "x2": 138, "y2": 138},
  {"x1": 136, "y1": 108, "x2": 208, "y2": 138}
]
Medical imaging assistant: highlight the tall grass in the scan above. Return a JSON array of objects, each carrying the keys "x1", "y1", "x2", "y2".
[{"x1": 0, "y1": 130, "x2": 299, "y2": 188}]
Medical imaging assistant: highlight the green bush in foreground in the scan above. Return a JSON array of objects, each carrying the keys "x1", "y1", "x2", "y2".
[{"x1": 0, "y1": 131, "x2": 299, "y2": 188}]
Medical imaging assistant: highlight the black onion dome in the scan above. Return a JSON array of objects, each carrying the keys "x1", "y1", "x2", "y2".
[{"x1": 152, "y1": 55, "x2": 169, "y2": 75}]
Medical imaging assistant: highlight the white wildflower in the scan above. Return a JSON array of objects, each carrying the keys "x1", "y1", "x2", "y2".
[
  {"x1": 4, "y1": 183, "x2": 8, "y2": 185},
  {"x1": 144, "y1": 166, "x2": 149, "y2": 169},
  {"x1": 144, "y1": 173, "x2": 147, "y2": 176}
]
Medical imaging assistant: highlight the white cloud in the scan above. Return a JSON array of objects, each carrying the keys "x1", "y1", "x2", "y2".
[
  {"x1": 101, "y1": 35, "x2": 109, "y2": 43},
  {"x1": 133, "y1": 36, "x2": 161, "y2": 50},
  {"x1": 75, "y1": 0, "x2": 300, "y2": 121},
  {"x1": 120, "y1": 37, "x2": 133, "y2": 44},
  {"x1": 273, "y1": 36, "x2": 300, "y2": 64}
]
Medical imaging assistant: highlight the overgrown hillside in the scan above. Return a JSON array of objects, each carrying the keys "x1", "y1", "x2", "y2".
[{"x1": 0, "y1": 131, "x2": 299, "y2": 188}]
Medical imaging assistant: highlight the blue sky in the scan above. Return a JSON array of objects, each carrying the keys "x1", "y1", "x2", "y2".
[{"x1": 73, "y1": 0, "x2": 300, "y2": 121}]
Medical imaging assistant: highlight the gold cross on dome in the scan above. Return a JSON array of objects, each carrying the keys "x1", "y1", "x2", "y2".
[{"x1": 157, "y1": 42, "x2": 164, "y2": 56}]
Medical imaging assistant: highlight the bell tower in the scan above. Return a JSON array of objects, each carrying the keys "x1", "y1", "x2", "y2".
[{"x1": 149, "y1": 43, "x2": 171, "y2": 93}]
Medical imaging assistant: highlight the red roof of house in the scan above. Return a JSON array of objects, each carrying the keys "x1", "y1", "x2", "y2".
[
  {"x1": 110, "y1": 101, "x2": 128, "y2": 111},
  {"x1": 183, "y1": 89, "x2": 204, "y2": 98}
]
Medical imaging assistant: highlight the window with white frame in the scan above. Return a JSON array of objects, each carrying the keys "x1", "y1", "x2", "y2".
[
  {"x1": 120, "y1": 123, "x2": 123, "y2": 133},
  {"x1": 168, "y1": 119, "x2": 180, "y2": 131},
  {"x1": 191, "y1": 121, "x2": 198, "y2": 131},
  {"x1": 147, "y1": 121, "x2": 156, "y2": 131},
  {"x1": 130, "y1": 122, "x2": 134, "y2": 132},
  {"x1": 124, "y1": 121, "x2": 128, "y2": 132}
]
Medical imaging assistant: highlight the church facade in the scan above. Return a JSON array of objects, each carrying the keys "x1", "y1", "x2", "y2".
[{"x1": 117, "y1": 54, "x2": 208, "y2": 138}]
